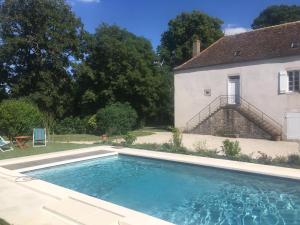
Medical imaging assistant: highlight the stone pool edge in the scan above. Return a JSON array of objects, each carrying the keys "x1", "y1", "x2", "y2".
[
  {"x1": 113, "y1": 146, "x2": 300, "y2": 181},
  {"x1": 0, "y1": 146, "x2": 175, "y2": 225},
  {"x1": 1, "y1": 145, "x2": 300, "y2": 225},
  {"x1": 2, "y1": 145, "x2": 300, "y2": 181}
]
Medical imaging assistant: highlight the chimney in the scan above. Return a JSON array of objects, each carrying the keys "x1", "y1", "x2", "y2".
[{"x1": 192, "y1": 39, "x2": 201, "y2": 57}]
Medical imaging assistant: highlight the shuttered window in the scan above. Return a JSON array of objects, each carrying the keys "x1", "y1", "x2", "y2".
[
  {"x1": 288, "y1": 70, "x2": 300, "y2": 92},
  {"x1": 279, "y1": 71, "x2": 288, "y2": 93}
]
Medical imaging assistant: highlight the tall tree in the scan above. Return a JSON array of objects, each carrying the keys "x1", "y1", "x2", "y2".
[
  {"x1": 0, "y1": 0, "x2": 85, "y2": 118},
  {"x1": 0, "y1": 64, "x2": 7, "y2": 102},
  {"x1": 252, "y1": 5, "x2": 300, "y2": 29},
  {"x1": 158, "y1": 10, "x2": 224, "y2": 68},
  {"x1": 75, "y1": 24, "x2": 169, "y2": 122}
]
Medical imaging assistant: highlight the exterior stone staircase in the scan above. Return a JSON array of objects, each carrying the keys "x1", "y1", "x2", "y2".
[{"x1": 185, "y1": 95, "x2": 282, "y2": 140}]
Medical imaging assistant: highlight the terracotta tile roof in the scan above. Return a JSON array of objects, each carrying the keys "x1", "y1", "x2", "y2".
[{"x1": 175, "y1": 21, "x2": 300, "y2": 71}]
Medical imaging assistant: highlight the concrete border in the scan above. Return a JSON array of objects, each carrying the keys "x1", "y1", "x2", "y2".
[
  {"x1": 1, "y1": 145, "x2": 300, "y2": 225},
  {"x1": 2, "y1": 145, "x2": 300, "y2": 181},
  {"x1": 2, "y1": 145, "x2": 300, "y2": 180},
  {"x1": 16, "y1": 152, "x2": 117, "y2": 173},
  {"x1": 0, "y1": 147, "x2": 174, "y2": 225},
  {"x1": 111, "y1": 147, "x2": 300, "y2": 181},
  {"x1": 3, "y1": 150, "x2": 114, "y2": 170}
]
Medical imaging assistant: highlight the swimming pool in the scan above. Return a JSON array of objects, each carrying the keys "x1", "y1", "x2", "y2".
[{"x1": 26, "y1": 155, "x2": 300, "y2": 225}]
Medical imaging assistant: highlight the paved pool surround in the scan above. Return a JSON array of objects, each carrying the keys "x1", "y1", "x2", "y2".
[{"x1": 0, "y1": 146, "x2": 300, "y2": 225}]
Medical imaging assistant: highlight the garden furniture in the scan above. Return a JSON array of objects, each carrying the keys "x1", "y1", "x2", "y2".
[
  {"x1": 33, "y1": 128, "x2": 47, "y2": 147},
  {"x1": 15, "y1": 136, "x2": 31, "y2": 149},
  {"x1": 0, "y1": 136, "x2": 13, "y2": 152}
]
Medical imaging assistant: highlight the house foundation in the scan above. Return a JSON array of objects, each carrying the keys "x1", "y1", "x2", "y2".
[{"x1": 192, "y1": 108, "x2": 272, "y2": 139}]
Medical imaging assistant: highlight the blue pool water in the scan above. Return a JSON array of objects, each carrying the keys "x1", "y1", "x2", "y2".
[{"x1": 26, "y1": 155, "x2": 300, "y2": 225}]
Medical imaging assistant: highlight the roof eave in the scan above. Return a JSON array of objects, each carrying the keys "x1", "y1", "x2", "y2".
[{"x1": 174, "y1": 54, "x2": 300, "y2": 73}]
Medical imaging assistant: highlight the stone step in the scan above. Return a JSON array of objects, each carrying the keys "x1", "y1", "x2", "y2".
[
  {"x1": 43, "y1": 197, "x2": 122, "y2": 225},
  {"x1": 239, "y1": 108, "x2": 280, "y2": 132}
]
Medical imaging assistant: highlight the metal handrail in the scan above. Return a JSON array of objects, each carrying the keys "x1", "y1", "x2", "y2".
[
  {"x1": 186, "y1": 95, "x2": 230, "y2": 131},
  {"x1": 238, "y1": 96, "x2": 282, "y2": 131},
  {"x1": 185, "y1": 95, "x2": 282, "y2": 135},
  {"x1": 187, "y1": 96, "x2": 221, "y2": 122}
]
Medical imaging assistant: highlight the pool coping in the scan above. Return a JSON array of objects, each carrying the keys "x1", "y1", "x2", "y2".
[
  {"x1": 0, "y1": 147, "x2": 174, "y2": 225},
  {"x1": 2, "y1": 145, "x2": 300, "y2": 181},
  {"x1": 3, "y1": 149, "x2": 114, "y2": 171},
  {"x1": 113, "y1": 147, "x2": 300, "y2": 181},
  {"x1": 1, "y1": 145, "x2": 300, "y2": 225}
]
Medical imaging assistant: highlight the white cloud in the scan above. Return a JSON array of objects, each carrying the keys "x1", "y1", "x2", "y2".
[{"x1": 223, "y1": 24, "x2": 251, "y2": 36}]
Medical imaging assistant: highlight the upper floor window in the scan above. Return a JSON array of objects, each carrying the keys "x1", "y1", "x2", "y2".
[{"x1": 288, "y1": 70, "x2": 300, "y2": 92}]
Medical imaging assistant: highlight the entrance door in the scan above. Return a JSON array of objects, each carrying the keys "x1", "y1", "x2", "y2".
[{"x1": 228, "y1": 76, "x2": 240, "y2": 104}]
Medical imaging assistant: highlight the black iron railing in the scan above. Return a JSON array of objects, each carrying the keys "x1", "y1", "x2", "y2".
[{"x1": 185, "y1": 95, "x2": 282, "y2": 135}]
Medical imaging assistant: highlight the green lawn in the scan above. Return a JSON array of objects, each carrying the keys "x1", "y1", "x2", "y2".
[
  {"x1": 0, "y1": 143, "x2": 99, "y2": 160},
  {"x1": 0, "y1": 218, "x2": 9, "y2": 225},
  {"x1": 0, "y1": 129, "x2": 162, "y2": 160},
  {"x1": 50, "y1": 134, "x2": 102, "y2": 142},
  {"x1": 50, "y1": 129, "x2": 157, "y2": 143}
]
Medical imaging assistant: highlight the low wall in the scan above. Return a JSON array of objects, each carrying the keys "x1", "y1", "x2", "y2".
[{"x1": 191, "y1": 108, "x2": 272, "y2": 139}]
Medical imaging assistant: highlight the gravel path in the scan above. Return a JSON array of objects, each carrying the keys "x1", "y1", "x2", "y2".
[{"x1": 135, "y1": 132, "x2": 300, "y2": 157}]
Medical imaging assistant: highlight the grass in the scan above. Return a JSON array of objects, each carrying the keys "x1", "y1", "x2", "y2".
[
  {"x1": 0, "y1": 142, "x2": 100, "y2": 160},
  {"x1": 0, "y1": 130, "x2": 158, "y2": 160},
  {"x1": 49, "y1": 129, "x2": 157, "y2": 143},
  {"x1": 50, "y1": 134, "x2": 101, "y2": 142},
  {"x1": 0, "y1": 218, "x2": 10, "y2": 225}
]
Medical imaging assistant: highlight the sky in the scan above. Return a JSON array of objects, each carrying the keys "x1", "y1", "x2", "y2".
[{"x1": 68, "y1": 0, "x2": 300, "y2": 49}]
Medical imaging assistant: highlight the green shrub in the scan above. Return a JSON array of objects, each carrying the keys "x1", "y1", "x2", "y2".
[
  {"x1": 55, "y1": 117, "x2": 86, "y2": 134},
  {"x1": 131, "y1": 142, "x2": 188, "y2": 154},
  {"x1": 287, "y1": 154, "x2": 300, "y2": 165},
  {"x1": 256, "y1": 151, "x2": 272, "y2": 165},
  {"x1": 195, "y1": 149, "x2": 219, "y2": 158},
  {"x1": 171, "y1": 127, "x2": 182, "y2": 148},
  {"x1": 222, "y1": 139, "x2": 241, "y2": 158},
  {"x1": 0, "y1": 218, "x2": 10, "y2": 225},
  {"x1": 194, "y1": 140, "x2": 222, "y2": 158},
  {"x1": 86, "y1": 114, "x2": 97, "y2": 134},
  {"x1": 194, "y1": 140, "x2": 208, "y2": 151},
  {"x1": 161, "y1": 142, "x2": 187, "y2": 153},
  {"x1": 236, "y1": 154, "x2": 253, "y2": 162},
  {"x1": 0, "y1": 99, "x2": 43, "y2": 139},
  {"x1": 96, "y1": 103, "x2": 137, "y2": 135},
  {"x1": 123, "y1": 133, "x2": 137, "y2": 145},
  {"x1": 272, "y1": 156, "x2": 287, "y2": 165},
  {"x1": 132, "y1": 143, "x2": 162, "y2": 151},
  {"x1": 127, "y1": 141, "x2": 300, "y2": 169},
  {"x1": 172, "y1": 146, "x2": 188, "y2": 153}
]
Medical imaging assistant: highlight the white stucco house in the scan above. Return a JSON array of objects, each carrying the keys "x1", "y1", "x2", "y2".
[{"x1": 174, "y1": 21, "x2": 300, "y2": 140}]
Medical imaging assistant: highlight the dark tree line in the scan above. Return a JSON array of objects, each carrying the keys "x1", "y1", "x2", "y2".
[
  {"x1": 0, "y1": 0, "x2": 86, "y2": 118},
  {"x1": 0, "y1": 0, "x2": 299, "y2": 125},
  {"x1": 252, "y1": 5, "x2": 300, "y2": 29},
  {"x1": 74, "y1": 24, "x2": 168, "y2": 122}
]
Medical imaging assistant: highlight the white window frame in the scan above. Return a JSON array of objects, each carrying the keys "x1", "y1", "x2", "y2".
[{"x1": 288, "y1": 70, "x2": 300, "y2": 92}]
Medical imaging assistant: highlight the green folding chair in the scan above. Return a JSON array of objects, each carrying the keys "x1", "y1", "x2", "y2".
[
  {"x1": 0, "y1": 136, "x2": 13, "y2": 152},
  {"x1": 33, "y1": 128, "x2": 47, "y2": 147}
]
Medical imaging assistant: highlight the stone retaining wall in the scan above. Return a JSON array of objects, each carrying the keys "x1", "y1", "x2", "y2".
[{"x1": 192, "y1": 108, "x2": 272, "y2": 139}]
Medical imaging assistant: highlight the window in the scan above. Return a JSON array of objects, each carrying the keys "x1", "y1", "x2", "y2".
[
  {"x1": 288, "y1": 71, "x2": 300, "y2": 92},
  {"x1": 291, "y1": 42, "x2": 300, "y2": 49}
]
